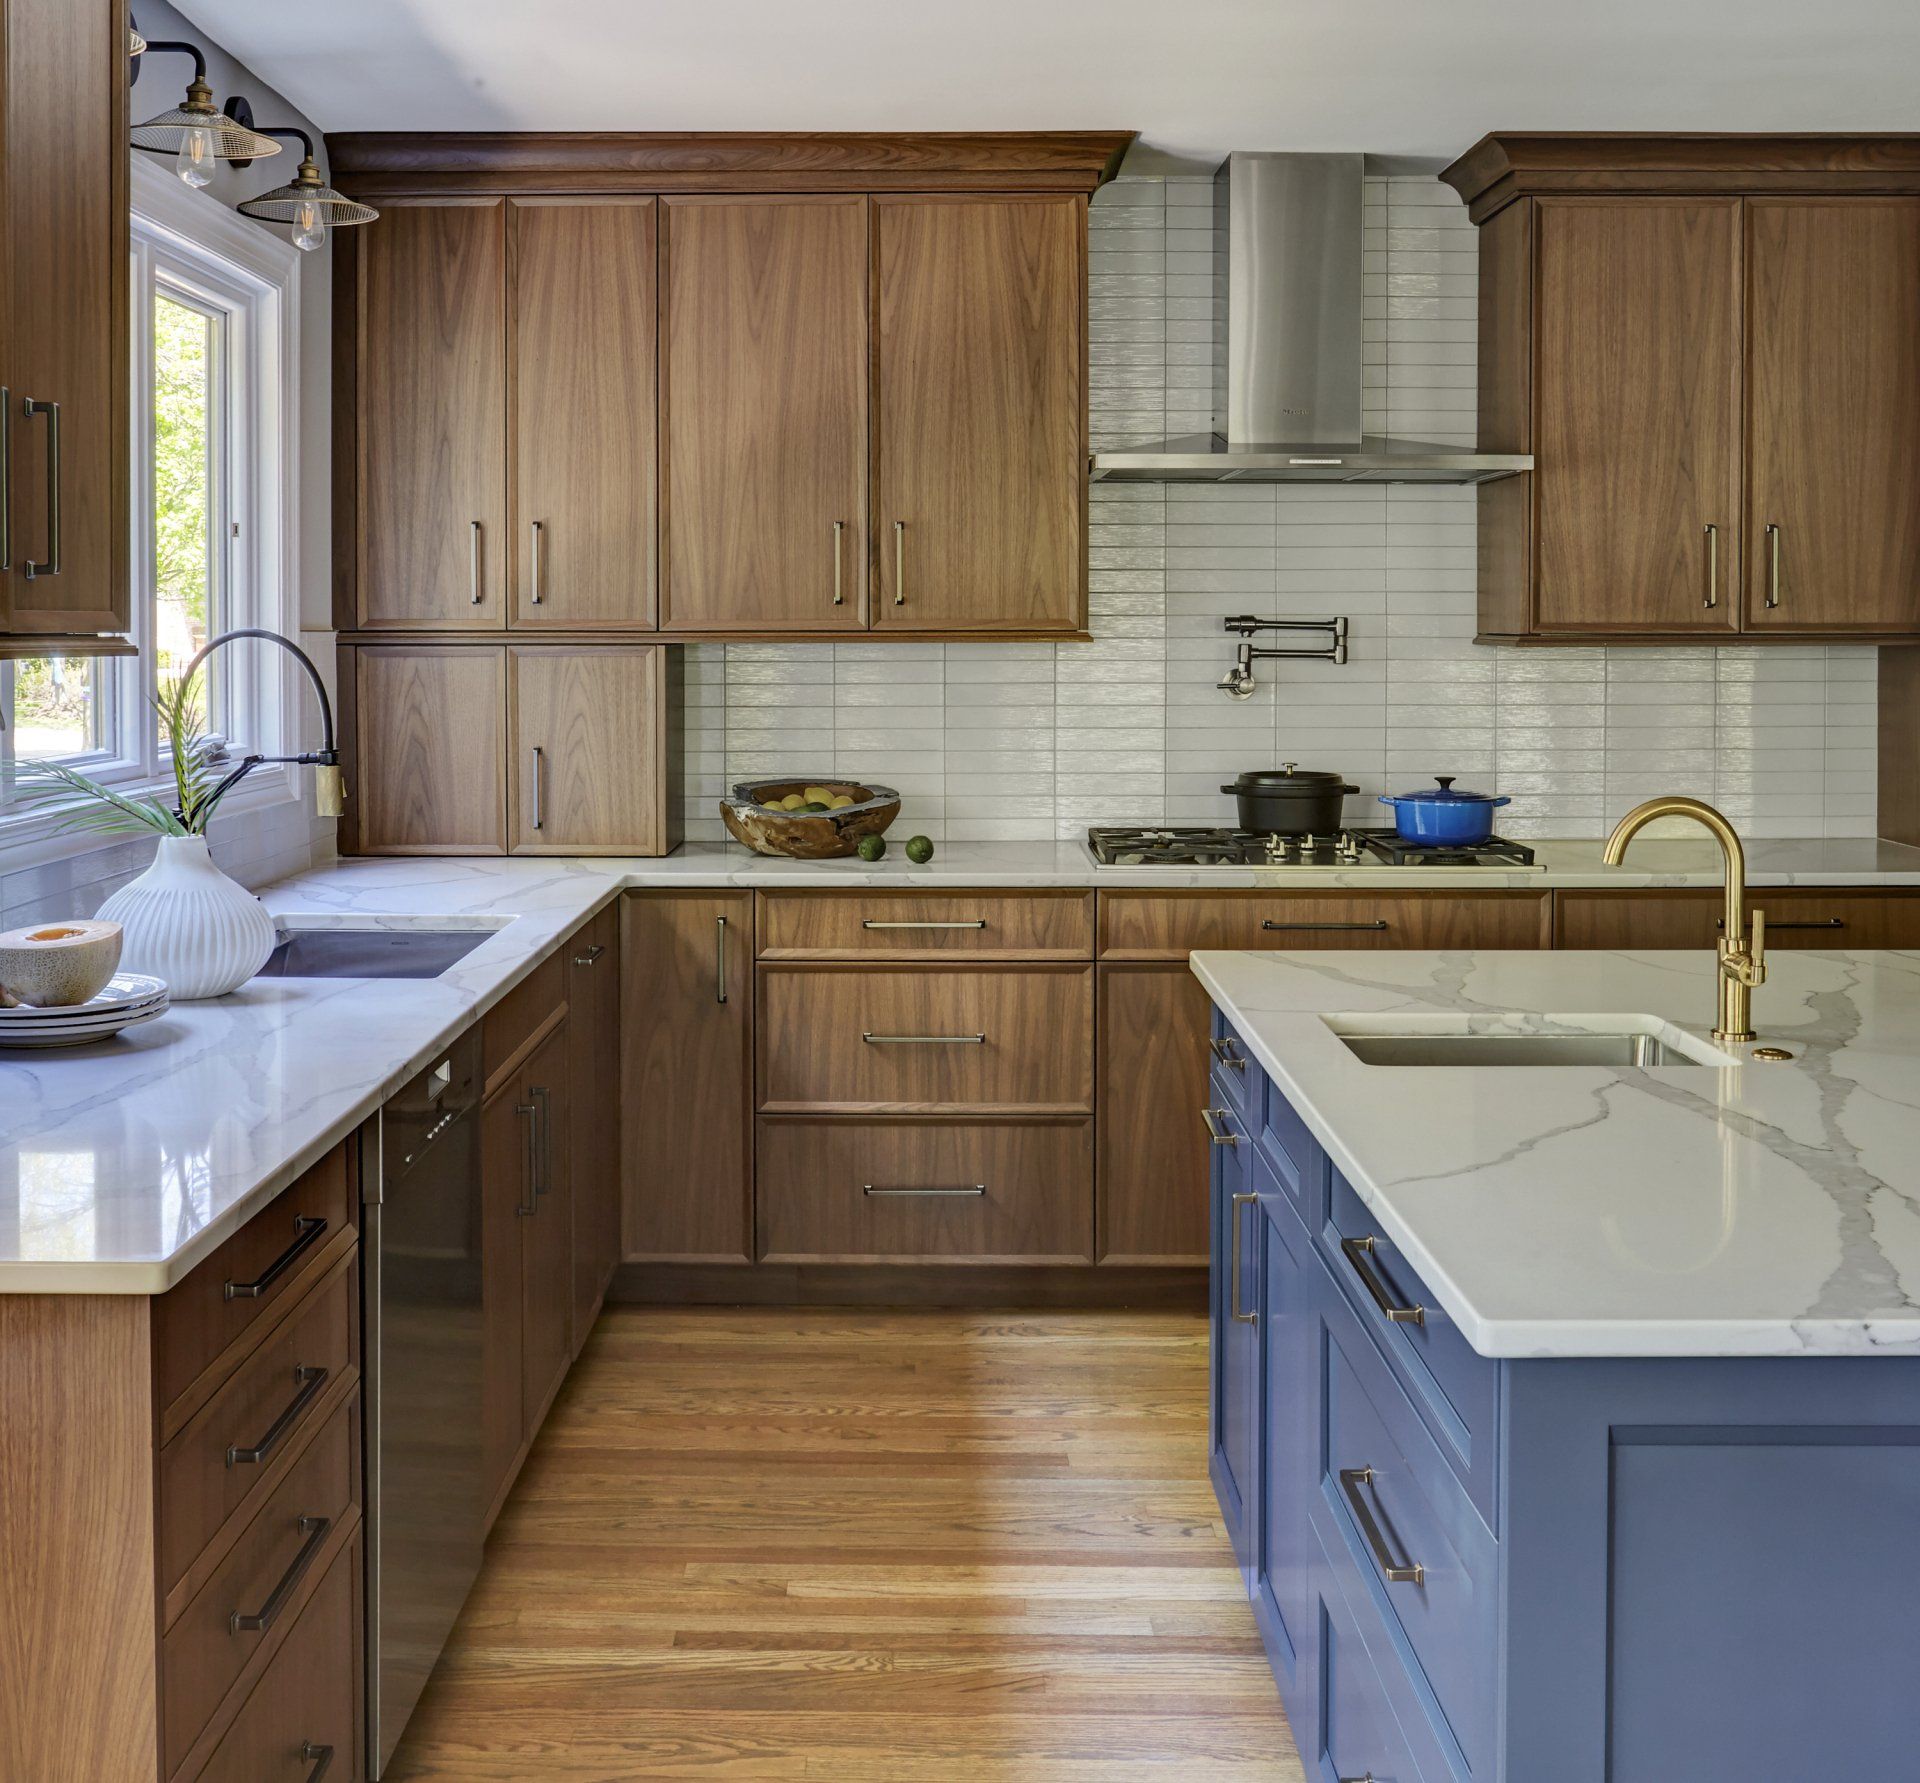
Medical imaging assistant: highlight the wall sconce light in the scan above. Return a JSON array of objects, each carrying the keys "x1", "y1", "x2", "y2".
[
  {"x1": 130, "y1": 40, "x2": 280, "y2": 188},
  {"x1": 225, "y1": 103, "x2": 379, "y2": 253}
]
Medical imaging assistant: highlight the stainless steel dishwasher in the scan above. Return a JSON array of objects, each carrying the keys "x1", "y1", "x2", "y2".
[{"x1": 362, "y1": 1029, "x2": 486, "y2": 1776}]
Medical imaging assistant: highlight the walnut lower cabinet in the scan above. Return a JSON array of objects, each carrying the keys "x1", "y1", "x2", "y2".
[{"x1": 567, "y1": 902, "x2": 623, "y2": 1349}]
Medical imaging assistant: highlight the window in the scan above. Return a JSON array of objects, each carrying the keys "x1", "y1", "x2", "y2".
[{"x1": 0, "y1": 157, "x2": 298, "y2": 840}]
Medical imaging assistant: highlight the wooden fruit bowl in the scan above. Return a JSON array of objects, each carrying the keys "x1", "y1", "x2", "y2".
[{"x1": 720, "y1": 778, "x2": 901, "y2": 859}]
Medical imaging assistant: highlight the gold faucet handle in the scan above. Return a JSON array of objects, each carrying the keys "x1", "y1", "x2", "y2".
[{"x1": 1748, "y1": 907, "x2": 1766, "y2": 984}]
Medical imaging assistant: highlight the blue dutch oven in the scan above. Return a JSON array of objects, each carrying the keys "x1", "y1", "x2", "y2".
[{"x1": 1378, "y1": 775, "x2": 1511, "y2": 847}]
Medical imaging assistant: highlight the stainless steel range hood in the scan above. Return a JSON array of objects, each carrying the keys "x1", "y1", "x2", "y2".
[{"x1": 1090, "y1": 153, "x2": 1530, "y2": 486}]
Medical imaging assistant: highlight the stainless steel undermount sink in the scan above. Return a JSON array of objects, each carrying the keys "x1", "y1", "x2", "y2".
[
  {"x1": 257, "y1": 920, "x2": 503, "y2": 980},
  {"x1": 1326, "y1": 1016, "x2": 1737, "y2": 1069}
]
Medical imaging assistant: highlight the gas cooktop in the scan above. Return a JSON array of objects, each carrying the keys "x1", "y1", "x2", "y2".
[{"x1": 1084, "y1": 826, "x2": 1540, "y2": 870}]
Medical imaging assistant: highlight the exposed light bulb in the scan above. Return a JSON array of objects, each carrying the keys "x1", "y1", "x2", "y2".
[
  {"x1": 175, "y1": 124, "x2": 217, "y2": 188},
  {"x1": 291, "y1": 199, "x2": 327, "y2": 253}
]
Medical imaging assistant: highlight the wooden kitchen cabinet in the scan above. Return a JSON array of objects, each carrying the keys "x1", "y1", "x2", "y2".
[
  {"x1": 620, "y1": 890, "x2": 755, "y2": 1262},
  {"x1": 1554, "y1": 887, "x2": 1920, "y2": 950},
  {"x1": 661, "y1": 196, "x2": 868, "y2": 632},
  {"x1": 347, "y1": 645, "x2": 508, "y2": 854},
  {"x1": 567, "y1": 903, "x2": 622, "y2": 1349},
  {"x1": 873, "y1": 194, "x2": 1086, "y2": 632},
  {"x1": 0, "y1": 0, "x2": 130, "y2": 648}
]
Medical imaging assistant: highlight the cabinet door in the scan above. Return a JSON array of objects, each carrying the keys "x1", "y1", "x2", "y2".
[
  {"x1": 661, "y1": 197, "x2": 867, "y2": 632},
  {"x1": 1532, "y1": 199, "x2": 1741, "y2": 635},
  {"x1": 519, "y1": 1024, "x2": 574, "y2": 1435},
  {"x1": 873, "y1": 195, "x2": 1084, "y2": 633},
  {"x1": 1209, "y1": 1100, "x2": 1259, "y2": 1585},
  {"x1": 507, "y1": 645, "x2": 670, "y2": 854},
  {"x1": 1, "y1": 0, "x2": 127, "y2": 637},
  {"x1": 567, "y1": 905, "x2": 621, "y2": 1350},
  {"x1": 620, "y1": 891, "x2": 753, "y2": 1262},
  {"x1": 349, "y1": 646, "x2": 506, "y2": 854},
  {"x1": 357, "y1": 200, "x2": 506, "y2": 627},
  {"x1": 479, "y1": 1075, "x2": 529, "y2": 1516},
  {"x1": 510, "y1": 199, "x2": 657, "y2": 629},
  {"x1": 1096, "y1": 964, "x2": 1211, "y2": 1265},
  {"x1": 1746, "y1": 198, "x2": 1920, "y2": 634},
  {"x1": 1253, "y1": 1186, "x2": 1316, "y2": 1699}
]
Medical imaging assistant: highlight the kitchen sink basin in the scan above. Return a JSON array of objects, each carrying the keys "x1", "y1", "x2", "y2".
[
  {"x1": 1327, "y1": 1016, "x2": 1736, "y2": 1069},
  {"x1": 258, "y1": 922, "x2": 500, "y2": 980}
]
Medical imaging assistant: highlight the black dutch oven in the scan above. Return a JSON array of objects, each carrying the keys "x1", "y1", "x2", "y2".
[{"x1": 1221, "y1": 763, "x2": 1359, "y2": 834}]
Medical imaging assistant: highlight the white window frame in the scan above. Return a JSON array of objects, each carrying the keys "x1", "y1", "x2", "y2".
[{"x1": 0, "y1": 158, "x2": 302, "y2": 869}]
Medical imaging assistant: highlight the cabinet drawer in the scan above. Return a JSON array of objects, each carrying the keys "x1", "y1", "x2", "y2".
[
  {"x1": 1317, "y1": 1279, "x2": 1496, "y2": 1777},
  {"x1": 759, "y1": 965, "x2": 1093, "y2": 1111},
  {"x1": 1313, "y1": 1558, "x2": 1455, "y2": 1783},
  {"x1": 1319, "y1": 1170, "x2": 1499, "y2": 1529},
  {"x1": 1554, "y1": 886, "x2": 1920, "y2": 950},
  {"x1": 163, "y1": 1390, "x2": 360, "y2": 1778},
  {"x1": 197, "y1": 1528, "x2": 361, "y2": 1783},
  {"x1": 758, "y1": 889, "x2": 1094, "y2": 959},
  {"x1": 1207, "y1": 1006, "x2": 1255, "y2": 1118},
  {"x1": 482, "y1": 948, "x2": 565, "y2": 1086},
  {"x1": 1258, "y1": 1076, "x2": 1325, "y2": 1235},
  {"x1": 160, "y1": 1253, "x2": 358, "y2": 1600},
  {"x1": 1099, "y1": 890, "x2": 1551, "y2": 958},
  {"x1": 757, "y1": 1117, "x2": 1092, "y2": 1262},
  {"x1": 155, "y1": 1146, "x2": 354, "y2": 1427}
]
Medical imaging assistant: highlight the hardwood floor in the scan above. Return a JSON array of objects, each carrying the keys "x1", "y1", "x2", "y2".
[{"x1": 385, "y1": 1306, "x2": 1302, "y2": 1779}]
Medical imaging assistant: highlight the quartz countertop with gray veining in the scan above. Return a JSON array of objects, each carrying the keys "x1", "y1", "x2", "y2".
[
  {"x1": 6, "y1": 835, "x2": 1920, "y2": 1294},
  {"x1": 1191, "y1": 945, "x2": 1920, "y2": 1359}
]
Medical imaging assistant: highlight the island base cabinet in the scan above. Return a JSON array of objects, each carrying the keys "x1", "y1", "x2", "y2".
[{"x1": 1206, "y1": 1081, "x2": 1258, "y2": 1584}]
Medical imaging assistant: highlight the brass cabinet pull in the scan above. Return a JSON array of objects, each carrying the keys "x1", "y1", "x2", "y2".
[
  {"x1": 862, "y1": 1183, "x2": 986, "y2": 1197},
  {"x1": 514, "y1": 1101, "x2": 538, "y2": 1215},
  {"x1": 230, "y1": 1514, "x2": 332, "y2": 1634},
  {"x1": 20, "y1": 397, "x2": 58, "y2": 578},
  {"x1": 529, "y1": 519, "x2": 545, "y2": 604},
  {"x1": 832, "y1": 519, "x2": 845, "y2": 605},
  {"x1": 715, "y1": 914, "x2": 729, "y2": 1005},
  {"x1": 1207, "y1": 1036, "x2": 1245, "y2": 1071},
  {"x1": 1229, "y1": 1191, "x2": 1257, "y2": 1324},
  {"x1": 224, "y1": 1214, "x2": 328, "y2": 1300},
  {"x1": 1340, "y1": 1234, "x2": 1425, "y2": 1326},
  {"x1": 573, "y1": 942, "x2": 606, "y2": 966},
  {"x1": 1201, "y1": 1106, "x2": 1239, "y2": 1147},
  {"x1": 893, "y1": 519, "x2": 906, "y2": 605},
  {"x1": 1765, "y1": 522, "x2": 1782, "y2": 609},
  {"x1": 1339, "y1": 1466, "x2": 1425, "y2": 1584},
  {"x1": 1261, "y1": 919, "x2": 1389, "y2": 933},
  {"x1": 301, "y1": 1744, "x2": 335, "y2": 1782},
  {"x1": 1702, "y1": 522, "x2": 1719, "y2": 609},
  {"x1": 531, "y1": 1085, "x2": 552, "y2": 1197},
  {"x1": 0, "y1": 386, "x2": 11, "y2": 572},
  {"x1": 227, "y1": 1365, "x2": 329, "y2": 1467},
  {"x1": 529, "y1": 745, "x2": 544, "y2": 832},
  {"x1": 469, "y1": 519, "x2": 484, "y2": 604},
  {"x1": 862, "y1": 1031, "x2": 986, "y2": 1044},
  {"x1": 860, "y1": 919, "x2": 987, "y2": 931}
]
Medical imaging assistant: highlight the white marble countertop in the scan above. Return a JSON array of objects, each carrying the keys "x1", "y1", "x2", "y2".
[
  {"x1": 1190, "y1": 946, "x2": 1920, "y2": 1360},
  {"x1": 6, "y1": 833, "x2": 1920, "y2": 1294}
]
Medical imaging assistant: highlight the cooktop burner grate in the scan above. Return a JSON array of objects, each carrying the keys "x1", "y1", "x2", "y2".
[{"x1": 1084, "y1": 825, "x2": 1537, "y2": 869}]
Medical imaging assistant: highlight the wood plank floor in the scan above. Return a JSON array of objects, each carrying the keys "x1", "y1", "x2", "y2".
[{"x1": 385, "y1": 1306, "x2": 1303, "y2": 1780}]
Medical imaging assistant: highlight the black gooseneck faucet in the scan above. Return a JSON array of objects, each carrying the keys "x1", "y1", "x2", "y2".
[{"x1": 177, "y1": 628, "x2": 344, "y2": 823}]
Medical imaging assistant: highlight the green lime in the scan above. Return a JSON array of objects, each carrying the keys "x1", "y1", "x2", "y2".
[
  {"x1": 800, "y1": 801, "x2": 829, "y2": 813},
  {"x1": 856, "y1": 833, "x2": 886, "y2": 862},
  {"x1": 905, "y1": 835, "x2": 934, "y2": 864}
]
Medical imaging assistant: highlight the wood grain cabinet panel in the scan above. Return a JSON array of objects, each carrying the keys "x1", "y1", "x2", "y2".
[
  {"x1": 1744, "y1": 198, "x2": 1920, "y2": 634},
  {"x1": 1098, "y1": 890, "x2": 1553, "y2": 957},
  {"x1": 873, "y1": 194, "x2": 1085, "y2": 633},
  {"x1": 567, "y1": 904, "x2": 622, "y2": 1348},
  {"x1": 479, "y1": 1069, "x2": 530, "y2": 1516},
  {"x1": 1554, "y1": 887, "x2": 1920, "y2": 950},
  {"x1": 757, "y1": 889, "x2": 1094, "y2": 959},
  {"x1": 509, "y1": 198, "x2": 657, "y2": 629},
  {"x1": 759, "y1": 964, "x2": 1094, "y2": 1113},
  {"x1": 356, "y1": 200, "x2": 507, "y2": 628},
  {"x1": 757, "y1": 1117, "x2": 1093, "y2": 1263},
  {"x1": 621, "y1": 891, "x2": 755, "y2": 1262},
  {"x1": 662, "y1": 196, "x2": 868, "y2": 631},
  {"x1": 349, "y1": 645, "x2": 507, "y2": 854},
  {"x1": 518, "y1": 1023, "x2": 575, "y2": 1440}
]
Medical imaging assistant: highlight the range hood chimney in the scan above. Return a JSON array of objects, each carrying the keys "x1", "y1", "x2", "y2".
[{"x1": 1091, "y1": 152, "x2": 1530, "y2": 485}]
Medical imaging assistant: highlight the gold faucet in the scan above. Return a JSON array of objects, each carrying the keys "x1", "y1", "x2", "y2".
[{"x1": 1602, "y1": 796, "x2": 1766, "y2": 1043}]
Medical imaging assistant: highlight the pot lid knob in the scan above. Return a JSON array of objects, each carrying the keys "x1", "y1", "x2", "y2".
[
  {"x1": 1281, "y1": 761, "x2": 1298, "y2": 773},
  {"x1": 1435, "y1": 775, "x2": 1455, "y2": 792}
]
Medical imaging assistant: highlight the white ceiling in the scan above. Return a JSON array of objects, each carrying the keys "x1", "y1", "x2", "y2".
[{"x1": 175, "y1": 0, "x2": 1920, "y2": 163}]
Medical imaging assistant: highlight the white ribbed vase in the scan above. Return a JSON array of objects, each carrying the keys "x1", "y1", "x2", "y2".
[{"x1": 96, "y1": 835, "x2": 276, "y2": 1000}]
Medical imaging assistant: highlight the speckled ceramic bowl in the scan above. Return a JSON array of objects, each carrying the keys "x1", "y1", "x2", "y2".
[{"x1": 0, "y1": 919, "x2": 124, "y2": 1008}]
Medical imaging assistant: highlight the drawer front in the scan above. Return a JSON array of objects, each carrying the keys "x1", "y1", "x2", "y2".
[
  {"x1": 155, "y1": 1145, "x2": 354, "y2": 1424},
  {"x1": 197, "y1": 1529, "x2": 361, "y2": 1783},
  {"x1": 161, "y1": 1253, "x2": 358, "y2": 1598},
  {"x1": 1099, "y1": 890, "x2": 1551, "y2": 958},
  {"x1": 1207, "y1": 1006, "x2": 1256, "y2": 1118},
  {"x1": 758, "y1": 890, "x2": 1095, "y2": 959},
  {"x1": 1317, "y1": 1278, "x2": 1496, "y2": 1777},
  {"x1": 1554, "y1": 886, "x2": 1920, "y2": 950},
  {"x1": 482, "y1": 947, "x2": 565, "y2": 1085},
  {"x1": 163, "y1": 1390, "x2": 360, "y2": 1777},
  {"x1": 1258, "y1": 1076, "x2": 1326, "y2": 1235},
  {"x1": 757, "y1": 1117, "x2": 1092, "y2": 1262},
  {"x1": 1314, "y1": 1557, "x2": 1456, "y2": 1783},
  {"x1": 759, "y1": 965, "x2": 1093, "y2": 1112},
  {"x1": 1319, "y1": 1170, "x2": 1499, "y2": 1529}
]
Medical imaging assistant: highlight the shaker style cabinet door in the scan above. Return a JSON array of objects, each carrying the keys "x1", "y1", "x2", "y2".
[
  {"x1": 510, "y1": 198, "x2": 658, "y2": 629},
  {"x1": 661, "y1": 196, "x2": 868, "y2": 632},
  {"x1": 872, "y1": 194, "x2": 1085, "y2": 633},
  {"x1": 355, "y1": 199, "x2": 508, "y2": 628},
  {"x1": 348, "y1": 645, "x2": 507, "y2": 854},
  {"x1": 1744, "y1": 197, "x2": 1920, "y2": 635},
  {"x1": 1531, "y1": 198, "x2": 1742, "y2": 636},
  {"x1": 517, "y1": 1022, "x2": 575, "y2": 1436}
]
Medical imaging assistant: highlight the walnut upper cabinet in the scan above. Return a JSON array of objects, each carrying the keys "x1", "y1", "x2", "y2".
[{"x1": 1444, "y1": 135, "x2": 1920, "y2": 643}]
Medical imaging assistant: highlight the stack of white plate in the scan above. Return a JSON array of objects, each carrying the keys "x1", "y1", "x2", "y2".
[{"x1": 0, "y1": 972, "x2": 170, "y2": 1049}]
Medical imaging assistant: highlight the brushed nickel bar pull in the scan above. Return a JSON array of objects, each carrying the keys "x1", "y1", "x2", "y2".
[
  {"x1": 230, "y1": 1514, "x2": 333, "y2": 1634},
  {"x1": 832, "y1": 519, "x2": 845, "y2": 605},
  {"x1": 1261, "y1": 920, "x2": 1389, "y2": 933},
  {"x1": 715, "y1": 914, "x2": 728, "y2": 1004},
  {"x1": 862, "y1": 1184, "x2": 987, "y2": 1197},
  {"x1": 530, "y1": 519, "x2": 545, "y2": 604},
  {"x1": 1229, "y1": 1191, "x2": 1257, "y2": 1324},
  {"x1": 227, "y1": 1365, "x2": 329, "y2": 1466},
  {"x1": 573, "y1": 942, "x2": 606, "y2": 966},
  {"x1": 514, "y1": 1101, "x2": 537, "y2": 1215},
  {"x1": 469, "y1": 519, "x2": 484, "y2": 604},
  {"x1": 1340, "y1": 1234, "x2": 1425, "y2": 1326},
  {"x1": 862, "y1": 1031, "x2": 986, "y2": 1044},
  {"x1": 0, "y1": 387, "x2": 11, "y2": 572},
  {"x1": 1207, "y1": 1036, "x2": 1245, "y2": 1071},
  {"x1": 1718, "y1": 916, "x2": 1843, "y2": 933},
  {"x1": 1202, "y1": 1106, "x2": 1238, "y2": 1146},
  {"x1": 301, "y1": 1744, "x2": 335, "y2": 1782},
  {"x1": 1339, "y1": 1466, "x2": 1425, "y2": 1584},
  {"x1": 1703, "y1": 522, "x2": 1719, "y2": 609},
  {"x1": 224, "y1": 1214, "x2": 328, "y2": 1299},
  {"x1": 893, "y1": 519, "x2": 905, "y2": 605},
  {"x1": 529, "y1": 745, "x2": 544, "y2": 832},
  {"x1": 531, "y1": 1084, "x2": 552, "y2": 1196},
  {"x1": 1765, "y1": 522, "x2": 1782, "y2": 609},
  {"x1": 860, "y1": 919, "x2": 987, "y2": 931},
  {"x1": 21, "y1": 398, "x2": 58, "y2": 579}
]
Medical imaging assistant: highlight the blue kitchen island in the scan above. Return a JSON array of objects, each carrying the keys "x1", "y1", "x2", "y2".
[{"x1": 1192, "y1": 944, "x2": 1920, "y2": 1783}]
